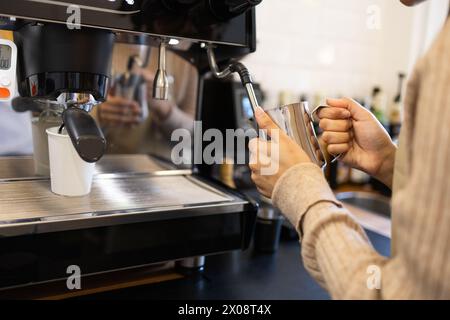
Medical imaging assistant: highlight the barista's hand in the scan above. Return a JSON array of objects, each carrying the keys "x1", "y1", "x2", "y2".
[
  {"x1": 318, "y1": 97, "x2": 396, "y2": 187},
  {"x1": 97, "y1": 95, "x2": 142, "y2": 127},
  {"x1": 142, "y1": 70, "x2": 175, "y2": 121},
  {"x1": 248, "y1": 107, "x2": 312, "y2": 198}
]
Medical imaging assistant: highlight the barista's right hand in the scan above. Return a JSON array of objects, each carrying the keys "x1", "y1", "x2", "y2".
[
  {"x1": 96, "y1": 95, "x2": 142, "y2": 127},
  {"x1": 317, "y1": 97, "x2": 397, "y2": 188}
]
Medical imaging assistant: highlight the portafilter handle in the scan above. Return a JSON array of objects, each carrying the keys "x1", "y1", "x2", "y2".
[
  {"x1": 61, "y1": 108, "x2": 107, "y2": 163},
  {"x1": 11, "y1": 97, "x2": 46, "y2": 113}
]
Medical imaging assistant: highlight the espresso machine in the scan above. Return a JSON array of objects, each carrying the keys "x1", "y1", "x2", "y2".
[{"x1": 0, "y1": 0, "x2": 262, "y2": 292}]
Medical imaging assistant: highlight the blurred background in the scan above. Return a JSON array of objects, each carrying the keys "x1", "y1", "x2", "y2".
[
  {"x1": 240, "y1": 0, "x2": 449, "y2": 194},
  {"x1": 242, "y1": 0, "x2": 449, "y2": 107}
]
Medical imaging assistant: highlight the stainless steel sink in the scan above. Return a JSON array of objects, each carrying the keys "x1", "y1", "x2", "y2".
[{"x1": 336, "y1": 192, "x2": 391, "y2": 217}]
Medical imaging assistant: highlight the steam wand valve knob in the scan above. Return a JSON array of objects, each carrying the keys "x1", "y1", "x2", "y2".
[{"x1": 153, "y1": 40, "x2": 169, "y2": 100}]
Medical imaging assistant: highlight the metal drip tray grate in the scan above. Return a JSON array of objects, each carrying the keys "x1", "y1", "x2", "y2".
[
  {"x1": 0, "y1": 155, "x2": 247, "y2": 237},
  {"x1": 0, "y1": 175, "x2": 232, "y2": 223}
]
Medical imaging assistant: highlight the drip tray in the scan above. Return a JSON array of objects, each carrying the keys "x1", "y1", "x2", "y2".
[
  {"x1": 0, "y1": 155, "x2": 248, "y2": 237},
  {"x1": 0, "y1": 156, "x2": 256, "y2": 289}
]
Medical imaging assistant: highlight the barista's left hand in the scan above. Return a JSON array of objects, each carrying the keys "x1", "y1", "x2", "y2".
[
  {"x1": 97, "y1": 95, "x2": 142, "y2": 127},
  {"x1": 248, "y1": 107, "x2": 312, "y2": 198}
]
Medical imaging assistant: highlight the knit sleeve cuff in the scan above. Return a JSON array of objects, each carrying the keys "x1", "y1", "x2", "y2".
[{"x1": 272, "y1": 163, "x2": 343, "y2": 239}]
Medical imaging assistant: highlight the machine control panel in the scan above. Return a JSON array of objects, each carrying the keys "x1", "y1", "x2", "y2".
[{"x1": 0, "y1": 39, "x2": 16, "y2": 101}]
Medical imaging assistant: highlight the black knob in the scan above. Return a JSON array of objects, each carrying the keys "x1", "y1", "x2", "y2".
[
  {"x1": 162, "y1": 0, "x2": 200, "y2": 12},
  {"x1": 209, "y1": 0, "x2": 262, "y2": 21},
  {"x1": 190, "y1": 0, "x2": 262, "y2": 26}
]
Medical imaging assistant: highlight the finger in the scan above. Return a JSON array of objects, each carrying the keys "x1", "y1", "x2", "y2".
[
  {"x1": 250, "y1": 172, "x2": 272, "y2": 197},
  {"x1": 249, "y1": 146, "x2": 273, "y2": 170},
  {"x1": 317, "y1": 107, "x2": 350, "y2": 120},
  {"x1": 322, "y1": 131, "x2": 351, "y2": 144},
  {"x1": 254, "y1": 107, "x2": 287, "y2": 141},
  {"x1": 319, "y1": 118, "x2": 352, "y2": 132},
  {"x1": 107, "y1": 96, "x2": 141, "y2": 109},
  {"x1": 102, "y1": 113, "x2": 139, "y2": 124},
  {"x1": 250, "y1": 171, "x2": 265, "y2": 188},
  {"x1": 100, "y1": 113, "x2": 141, "y2": 125},
  {"x1": 251, "y1": 172, "x2": 261, "y2": 185},
  {"x1": 248, "y1": 138, "x2": 273, "y2": 157},
  {"x1": 249, "y1": 152, "x2": 272, "y2": 171},
  {"x1": 326, "y1": 97, "x2": 370, "y2": 121},
  {"x1": 249, "y1": 161, "x2": 260, "y2": 173},
  {"x1": 101, "y1": 105, "x2": 135, "y2": 117},
  {"x1": 101, "y1": 103, "x2": 142, "y2": 116},
  {"x1": 249, "y1": 148, "x2": 258, "y2": 167},
  {"x1": 327, "y1": 143, "x2": 350, "y2": 155},
  {"x1": 128, "y1": 101, "x2": 142, "y2": 114},
  {"x1": 256, "y1": 151, "x2": 273, "y2": 170},
  {"x1": 257, "y1": 186, "x2": 271, "y2": 198},
  {"x1": 325, "y1": 98, "x2": 351, "y2": 108},
  {"x1": 248, "y1": 138, "x2": 259, "y2": 153},
  {"x1": 103, "y1": 96, "x2": 124, "y2": 107},
  {"x1": 249, "y1": 151, "x2": 257, "y2": 166}
]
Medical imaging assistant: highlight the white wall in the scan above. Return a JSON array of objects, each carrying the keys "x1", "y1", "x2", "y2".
[{"x1": 242, "y1": 0, "x2": 448, "y2": 108}]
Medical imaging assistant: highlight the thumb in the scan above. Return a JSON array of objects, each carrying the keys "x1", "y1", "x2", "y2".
[{"x1": 255, "y1": 107, "x2": 285, "y2": 141}]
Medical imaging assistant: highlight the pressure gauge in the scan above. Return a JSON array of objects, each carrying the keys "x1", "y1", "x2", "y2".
[{"x1": 0, "y1": 39, "x2": 17, "y2": 102}]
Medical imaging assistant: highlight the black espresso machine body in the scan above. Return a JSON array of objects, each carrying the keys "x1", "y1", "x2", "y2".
[
  {"x1": 0, "y1": 0, "x2": 261, "y2": 289},
  {"x1": 0, "y1": 0, "x2": 259, "y2": 106}
]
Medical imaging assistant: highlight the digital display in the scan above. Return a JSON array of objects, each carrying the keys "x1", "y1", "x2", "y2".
[{"x1": 0, "y1": 45, "x2": 11, "y2": 70}]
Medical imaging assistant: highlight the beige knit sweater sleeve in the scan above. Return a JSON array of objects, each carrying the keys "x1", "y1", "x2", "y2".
[{"x1": 272, "y1": 19, "x2": 450, "y2": 299}]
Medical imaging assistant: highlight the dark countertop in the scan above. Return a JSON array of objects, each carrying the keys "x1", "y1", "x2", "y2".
[{"x1": 83, "y1": 229, "x2": 390, "y2": 300}]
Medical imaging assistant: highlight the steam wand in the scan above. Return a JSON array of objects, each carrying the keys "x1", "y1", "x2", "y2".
[
  {"x1": 206, "y1": 45, "x2": 266, "y2": 139},
  {"x1": 206, "y1": 45, "x2": 271, "y2": 204},
  {"x1": 206, "y1": 45, "x2": 259, "y2": 114},
  {"x1": 153, "y1": 39, "x2": 169, "y2": 100}
]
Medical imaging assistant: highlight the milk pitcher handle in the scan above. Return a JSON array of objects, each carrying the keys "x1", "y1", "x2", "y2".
[{"x1": 310, "y1": 105, "x2": 344, "y2": 163}]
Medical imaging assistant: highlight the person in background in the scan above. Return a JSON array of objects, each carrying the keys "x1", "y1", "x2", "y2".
[
  {"x1": 248, "y1": 0, "x2": 449, "y2": 299},
  {"x1": 0, "y1": 100, "x2": 33, "y2": 156},
  {"x1": 0, "y1": 31, "x2": 33, "y2": 156},
  {"x1": 93, "y1": 43, "x2": 197, "y2": 160}
]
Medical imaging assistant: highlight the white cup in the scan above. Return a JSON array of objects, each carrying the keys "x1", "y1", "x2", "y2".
[
  {"x1": 46, "y1": 127, "x2": 95, "y2": 196},
  {"x1": 32, "y1": 117, "x2": 63, "y2": 176}
]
